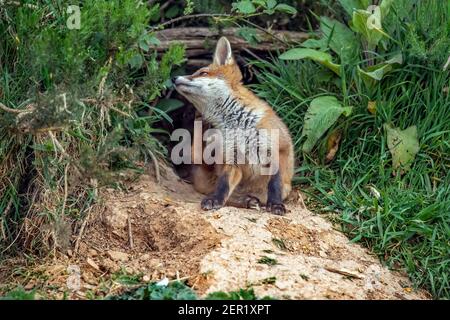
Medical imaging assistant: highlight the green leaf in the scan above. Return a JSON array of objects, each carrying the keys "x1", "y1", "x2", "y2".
[
  {"x1": 275, "y1": 3, "x2": 297, "y2": 14},
  {"x1": 139, "y1": 34, "x2": 160, "y2": 52},
  {"x1": 380, "y1": 0, "x2": 394, "y2": 18},
  {"x1": 237, "y1": 27, "x2": 260, "y2": 45},
  {"x1": 232, "y1": 1, "x2": 257, "y2": 14},
  {"x1": 320, "y1": 16, "x2": 360, "y2": 64},
  {"x1": 155, "y1": 98, "x2": 184, "y2": 113},
  {"x1": 338, "y1": 0, "x2": 369, "y2": 16},
  {"x1": 128, "y1": 53, "x2": 144, "y2": 69},
  {"x1": 279, "y1": 48, "x2": 341, "y2": 76},
  {"x1": 253, "y1": 0, "x2": 268, "y2": 7},
  {"x1": 267, "y1": 0, "x2": 277, "y2": 9},
  {"x1": 274, "y1": 4, "x2": 297, "y2": 15},
  {"x1": 301, "y1": 96, "x2": 352, "y2": 153},
  {"x1": 301, "y1": 38, "x2": 328, "y2": 50},
  {"x1": 358, "y1": 53, "x2": 402, "y2": 87},
  {"x1": 384, "y1": 124, "x2": 420, "y2": 172}
]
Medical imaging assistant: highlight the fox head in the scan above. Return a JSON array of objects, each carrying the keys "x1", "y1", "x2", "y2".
[{"x1": 173, "y1": 37, "x2": 243, "y2": 113}]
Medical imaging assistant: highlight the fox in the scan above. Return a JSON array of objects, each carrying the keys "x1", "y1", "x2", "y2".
[{"x1": 173, "y1": 37, "x2": 294, "y2": 215}]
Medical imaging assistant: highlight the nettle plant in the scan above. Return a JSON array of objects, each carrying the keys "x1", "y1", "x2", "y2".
[{"x1": 280, "y1": 0, "x2": 419, "y2": 172}]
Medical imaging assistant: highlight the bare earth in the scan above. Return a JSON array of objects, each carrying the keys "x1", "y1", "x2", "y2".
[{"x1": 11, "y1": 167, "x2": 429, "y2": 299}]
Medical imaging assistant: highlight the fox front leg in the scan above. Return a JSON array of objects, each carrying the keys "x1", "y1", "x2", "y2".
[
  {"x1": 201, "y1": 165, "x2": 242, "y2": 210},
  {"x1": 266, "y1": 170, "x2": 286, "y2": 215}
]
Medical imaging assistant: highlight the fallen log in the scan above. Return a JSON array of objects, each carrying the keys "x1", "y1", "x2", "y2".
[{"x1": 155, "y1": 27, "x2": 309, "y2": 57}]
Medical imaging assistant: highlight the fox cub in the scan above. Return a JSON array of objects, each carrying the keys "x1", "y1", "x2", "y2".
[{"x1": 173, "y1": 37, "x2": 294, "y2": 215}]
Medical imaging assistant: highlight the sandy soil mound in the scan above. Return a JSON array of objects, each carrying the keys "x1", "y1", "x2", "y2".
[{"x1": 5, "y1": 167, "x2": 428, "y2": 299}]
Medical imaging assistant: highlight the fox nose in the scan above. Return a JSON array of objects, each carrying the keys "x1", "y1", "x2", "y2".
[{"x1": 172, "y1": 76, "x2": 179, "y2": 84}]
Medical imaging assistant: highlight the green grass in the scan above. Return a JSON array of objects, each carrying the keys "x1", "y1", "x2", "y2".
[
  {"x1": 108, "y1": 281, "x2": 274, "y2": 300},
  {"x1": 0, "y1": 286, "x2": 36, "y2": 300},
  {"x1": 252, "y1": 0, "x2": 450, "y2": 299},
  {"x1": 257, "y1": 256, "x2": 279, "y2": 266},
  {"x1": 0, "y1": 1, "x2": 183, "y2": 255}
]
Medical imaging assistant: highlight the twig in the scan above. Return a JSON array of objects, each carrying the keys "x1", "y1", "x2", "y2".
[
  {"x1": 443, "y1": 55, "x2": 450, "y2": 71},
  {"x1": 128, "y1": 216, "x2": 134, "y2": 249},
  {"x1": 169, "y1": 276, "x2": 190, "y2": 283},
  {"x1": 324, "y1": 266, "x2": 365, "y2": 279},
  {"x1": 0, "y1": 102, "x2": 27, "y2": 114},
  {"x1": 98, "y1": 56, "x2": 113, "y2": 98},
  {"x1": 151, "y1": 13, "x2": 232, "y2": 30},
  {"x1": 61, "y1": 163, "x2": 69, "y2": 216},
  {"x1": 147, "y1": 149, "x2": 161, "y2": 184},
  {"x1": 81, "y1": 98, "x2": 132, "y2": 118},
  {"x1": 297, "y1": 191, "x2": 306, "y2": 209},
  {"x1": 48, "y1": 131, "x2": 70, "y2": 160},
  {"x1": 74, "y1": 208, "x2": 92, "y2": 254}
]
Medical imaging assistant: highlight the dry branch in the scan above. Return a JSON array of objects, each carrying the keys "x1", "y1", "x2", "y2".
[{"x1": 155, "y1": 27, "x2": 309, "y2": 57}]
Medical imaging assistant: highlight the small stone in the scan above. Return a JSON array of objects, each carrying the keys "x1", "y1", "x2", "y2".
[
  {"x1": 140, "y1": 254, "x2": 150, "y2": 261},
  {"x1": 100, "y1": 258, "x2": 120, "y2": 273},
  {"x1": 107, "y1": 250, "x2": 129, "y2": 262},
  {"x1": 82, "y1": 271, "x2": 98, "y2": 285},
  {"x1": 104, "y1": 206, "x2": 128, "y2": 230},
  {"x1": 143, "y1": 275, "x2": 150, "y2": 282},
  {"x1": 88, "y1": 249, "x2": 98, "y2": 257},
  {"x1": 24, "y1": 281, "x2": 35, "y2": 290},
  {"x1": 319, "y1": 250, "x2": 328, "y2": 258},
  {"x1": 67, "y1": 249, "x2": 73, "y2": 257},
  {"x1": 86, "y1": 258, "x2": 100, "y2": 271},
  {"x1": 139, "y1": 193, "x2": 151, "y2": 200}
]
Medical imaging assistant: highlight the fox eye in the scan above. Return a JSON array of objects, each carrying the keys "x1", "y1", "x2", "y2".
[{"x1": 199, "y1": 71, "x2": 209, "y2": 76}]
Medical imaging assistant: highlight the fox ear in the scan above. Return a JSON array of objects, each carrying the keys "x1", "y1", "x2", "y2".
[{"x1": 213, "y1": 37, "x2": 234, "y2": 66}]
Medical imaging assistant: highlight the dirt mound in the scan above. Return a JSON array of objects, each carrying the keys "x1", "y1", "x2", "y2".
[
  {"x1": 73, "y1": 176, "x2": 222, "y2": 290},
  {"x1": 3, "y1": 167, "x2": 429, "y2": 299}
]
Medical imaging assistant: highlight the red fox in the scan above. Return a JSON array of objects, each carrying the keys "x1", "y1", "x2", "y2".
[{"x1": 173, "y1": 37, "x2": 294, "y2": 215}]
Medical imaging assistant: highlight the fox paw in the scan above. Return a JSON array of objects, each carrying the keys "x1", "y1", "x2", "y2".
[
  {"x1": 201, "y1": 196, "x2": 224, "y2": 210},
  {"x1": 266, "y1": 202, "x2": 286, "y2": 215},
  {"x1": 245, "y1": 196, "x2": 261, "y2": 210}
]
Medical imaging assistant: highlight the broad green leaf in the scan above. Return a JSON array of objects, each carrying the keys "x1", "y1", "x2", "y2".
[
  {"x1": 275, "y1": 4, "x2": 297, "y2": 15},
  {"x1": 320, "y1": 16, "x2": 360, "y2": 64},
  {"x1": 338, "y1": 0, "x2": 370, "y2": 16},
  {"x1": 155, "y1": 98, "x2": 184, "y2": 113},
  {"x1": 232, "y1": 1, "x2": 257, "y2": 14},
  {"x1": 128, "y1": 53, "x2": 144, "y2": 69},
  {"x1": 139, "y1": 40, "x2": 149, "y2": 52},
  {"x1": 279, "y1": 48, "x2": 341, "y2": 76},
  {"x1": 301, "y1": 38, "x2": 328, "y2": 50},
  {"x1": 301, "y1": 96, "x2": 352, "y2": 153},
  {"x1": 385, "y1": 124, "x2": 420, "y2": 172},
  {"x1": 358, "y1": 53, "x2": 402, "y2": 87},
  {"x1": 139, "y1": 34, "x2": 160, "y2": 52}
]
